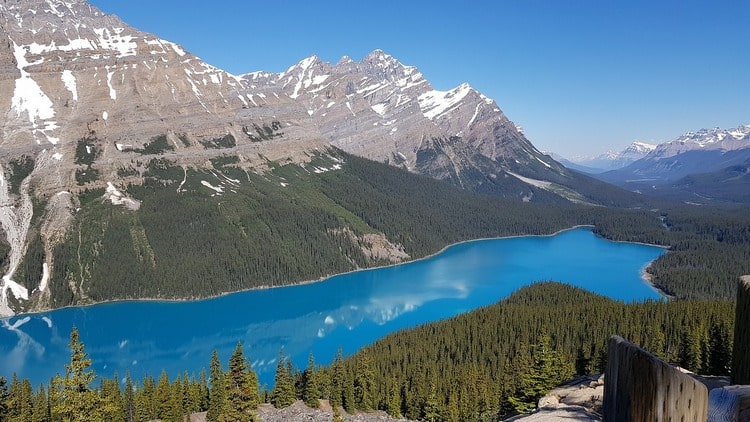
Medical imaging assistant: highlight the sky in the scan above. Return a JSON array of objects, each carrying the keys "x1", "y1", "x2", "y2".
[{"x1": 88, "y1": 0, "x2": 750, "y2": 159}]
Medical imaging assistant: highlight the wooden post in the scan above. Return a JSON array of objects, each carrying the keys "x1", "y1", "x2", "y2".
[
  {"x1": 707, "y1": 385, "x2": 750, "y2": 422},
  {"x1": 732, "y1": 276, "x2": 750, "y2": 385},
  {"x1": 603, "y1": 335, "x2": 708, "y2": 422}
]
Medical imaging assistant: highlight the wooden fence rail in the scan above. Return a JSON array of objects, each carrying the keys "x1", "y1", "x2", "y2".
[{"x1": 603, "y1": 335, "x2": 708, "y2": 421}]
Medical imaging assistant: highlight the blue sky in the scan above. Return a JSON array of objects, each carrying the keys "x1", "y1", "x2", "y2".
[{"x1": 89, "y1": 0, "x2": 749, "y2": 158}]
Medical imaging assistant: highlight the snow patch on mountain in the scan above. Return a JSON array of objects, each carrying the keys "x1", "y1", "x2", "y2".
[
  {"x1": 11, "y1": 42, "x2": 56, "y2": 125},
  {"x1": 418, "y1": 83, "x2": 472, "y2": 120},
  {"x1": 60, "y1": 70, "x2": 78, "y2": 101}
]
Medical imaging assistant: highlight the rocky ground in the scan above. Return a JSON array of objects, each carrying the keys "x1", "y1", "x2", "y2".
[{"x1": 188, "y1": 400, "x2": 413, "y2": 422}]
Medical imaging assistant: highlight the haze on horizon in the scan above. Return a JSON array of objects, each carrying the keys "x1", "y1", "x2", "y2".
[{"x1": 89, "y1": 0, "x2": 750, "y2": 158}]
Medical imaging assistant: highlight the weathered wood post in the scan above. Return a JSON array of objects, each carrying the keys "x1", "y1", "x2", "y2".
[
  {"x1": 603, "y1": 335, "x2": 708, "y2": 422},
  {"x1": 732, "y1": 275, "x2": 750, "y2": 385}
]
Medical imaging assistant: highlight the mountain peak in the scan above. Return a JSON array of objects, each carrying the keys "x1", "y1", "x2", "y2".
[{"x1": 361, "y1": 49, "x2": 403, "y2": 69}]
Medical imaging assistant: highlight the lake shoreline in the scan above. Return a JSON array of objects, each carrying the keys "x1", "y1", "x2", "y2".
[{"x1": 4, "y1": 225, "x2": 667, "y2": 319}]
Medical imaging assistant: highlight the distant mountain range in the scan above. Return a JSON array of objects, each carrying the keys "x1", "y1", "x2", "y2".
[
  {"x1": 562, "y1": 142, "x2": 657, "y2": 173},
  {"x1": 586, "y1": 125, "x2": 750, "y2": 203}
]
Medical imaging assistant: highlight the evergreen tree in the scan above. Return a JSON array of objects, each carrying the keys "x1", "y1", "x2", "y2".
[
  {"x1": 508, "y1": 334, "x2": 573, "y2": 413},
  {"x1": 329, "y1": 348, "x2": 344, "y2": 408},
  {"x1": 218, "y1": 342, "x2": 259, "y2": 422},
  {"x1": 52, "y1": 327, "x2": 102, "y2": 422},
  {"x1": 134, "y1": 375, "x2": 157, "y2": 422},
  {"x1": 386, "y1": 378, "x2": 401, "y2": 418},
  {"x1": 123, "y1": 371, "x2": 134, "y2": 422},
  {"x1": 31, "y1": 385, "x2": 50, "y2": 422},
  {"x1": 270, "y1": 348, "x2": 295, "y2": 408},
  {"x1": 423, "y1": 381, "x2": 441, "y2": 422},
  {"x1": 678, "y1": 328, "x2": 703, "y2": 372},
  {"x1": 353, "y1": 351, "x2": 374, "y2": 410},
  {"x1": 302, "y1": 352, "x2": 319, "y2": 408},
  {"x1": 707, "y1": 320, "x2": 732, "y2": 376},
  {"x1": 207, "y1": 349, "x2": 225, "y2": 422},
  {"x1": 155, "y1": 370, "x2": 172, "y2": 420},
  {"x1": 99, "y1": 377, "x2": 124, "y2": 422},
  {"x1": 8, "y1": 376, "x2": 33, "y2": 421}
]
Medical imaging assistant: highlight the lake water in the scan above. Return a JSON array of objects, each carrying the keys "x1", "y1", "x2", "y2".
[{"x1": 0, "y1": 227, "x2": 665, "y2": 387}]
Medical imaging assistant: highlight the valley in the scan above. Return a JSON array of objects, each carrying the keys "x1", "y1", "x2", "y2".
[{"x1": 1, "y1": 1, "x2": 749, "y2": 421}]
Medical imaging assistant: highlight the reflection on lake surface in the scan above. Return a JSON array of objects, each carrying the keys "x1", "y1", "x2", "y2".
[{"x1": 0, "y1": 227, "x2": 665, "y2": 386}]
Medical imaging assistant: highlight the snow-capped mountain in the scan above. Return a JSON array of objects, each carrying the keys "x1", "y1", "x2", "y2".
[
  {"x1": 244, "y1": 50, "x2": 572, "y2": 195},
  {"x1": 0, "y1": 0, "x2": 623, "y2": 316},
  {"x1": 567, "y1": 142, "x2": 656, "y2": 173},
  {"x1": 648, "y1": 125, "x2": 750, "y2": 159},
  {"x1": 597, "y1": 124, "x2": 750, "y2": 186}
]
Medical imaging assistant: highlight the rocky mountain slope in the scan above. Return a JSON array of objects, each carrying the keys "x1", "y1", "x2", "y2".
[{"x1": 0, "y1": 0, "x2": 634, "y2": 316}]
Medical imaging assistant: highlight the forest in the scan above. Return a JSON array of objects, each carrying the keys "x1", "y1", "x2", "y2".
[
  {"x1": 10, "y1": 149, "x2": 746, "y2": 312},
  {"x1": 0, "y1": 283, "x2": 736, "y2": 421}
]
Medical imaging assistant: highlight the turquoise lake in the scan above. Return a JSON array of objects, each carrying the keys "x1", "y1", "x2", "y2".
[{"x1": 0, "y1": 227, "x2": 665, "y2": 387}]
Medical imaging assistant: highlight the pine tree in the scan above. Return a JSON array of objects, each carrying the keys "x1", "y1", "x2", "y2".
[
  {"x1": 353, "y1": 351, "x2": 374, "y2": 410},
  {"x1": 52, "y1": 327, "x2": 102, "y2": 422},
  {"x1": 31, "y1": 385, "x2": 50, "y2": 422},
  {"x1": 508, "y1": 334, "x2": 573, "y2": 413},
  {"x1": 678, "y1": 328, "x2": 703, "y2": 372},
  {"x1": 8, "y1": 376, "x2": 34, "y2": 421},
  {"x1": 207, "y1": 349, "x2": 225, "y2": 422},
  {"x1": 135, "y1": 375, "x2": 157, "y2": 422},
  {"x1": 218, "y1": 342, "x2": 259, "y2": 422},
  {"x1": 302, "y1": 352, "x2": 319, "y2": 408},
  {"x1": 422, "y1": 381, "x2": 441, "y2": 422},
  {"x1": 386, "y1": 378, "x2": 401, "y2": 418},
  {"x1": 270, "y1": 348, "x2": 295, "y2": 408},
  {"x1": 99, "y1": 376, "x2": 124, "y2": 422},
  {"x1": 329, "y1": 348, "x2": 344, "y2": 408},
  {"x1": 155, "y1": 370, "x2": 172, "y2": 420},
  {"x1": 123, "y1": 371, "x2": 135, "y2": 422},
  {"x1": 708, "y1": 319, "x2": 732, "y2": 376}
]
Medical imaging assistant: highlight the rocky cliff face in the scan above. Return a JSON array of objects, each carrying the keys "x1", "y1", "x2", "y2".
[{"x1": 0, "y1": 0, "x2": 593, "y2": 315}]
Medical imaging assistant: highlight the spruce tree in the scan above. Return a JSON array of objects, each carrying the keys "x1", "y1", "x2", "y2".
[
  {"x1": 52, "y1": 327, "x2": 102, "y2": 421},
  {"x1": 329, "y1": 348, "x2": 344, "y2": 408},
  {"x1": 353, "y1": 351, "x2": 374, "y2": 410},
  {"x1": 207, "y1": 349, "x2": 225, "y2": 422},
  {"x1": 270, "y1": 348, "x2": 295, "y2": 408},
  {"x1": 124, "y1": 371, "x2": 135, "y2": 422},
  {"x1": 31, "y1": 385, "x2": 50, "y2": 422},
  {"x1": 302, "y1": 352, "x2": 319, "y2": 408},
  {"x1": 708, "y1": 320, "x2": 732, "y2": 376},
  {"x1": 218, "y1": 342, "x2": 259, "y2": 422}
]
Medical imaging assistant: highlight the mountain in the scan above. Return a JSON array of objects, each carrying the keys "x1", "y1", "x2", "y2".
[
  {"x1": 546, "y1": 152, "x2": 607, "y2": 174},
  {"x1": 565, "y1": 141, "x2": 656, "y2": 173},
  {"x1": 0, "y1": 0, "x2": 641, "y2": 316},
  {"x1": 645, "y1": 159, "x2": 750, "y2": 203},
  {"x1": 596, "y1": 125, "x2": 750, "y2": 197}
]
